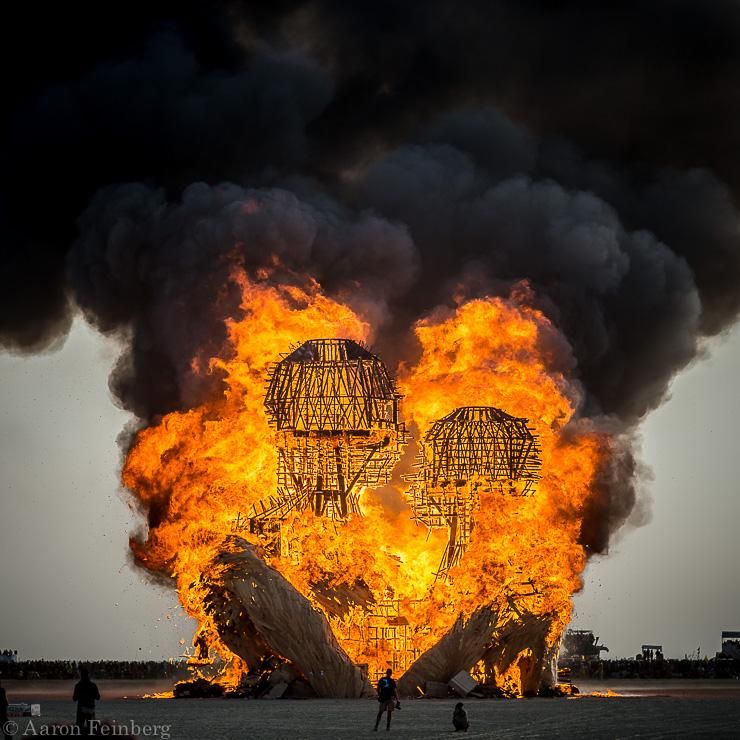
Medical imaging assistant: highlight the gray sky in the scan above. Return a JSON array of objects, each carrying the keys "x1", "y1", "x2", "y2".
[
  {"x1": 0, "y1": 321, "x2": 193, "y2": 661},
  {"x1": 571, "y1": 326, "x2": 740, "y2": 659},
  {"x1": 1, "y1": 317, "x2": 739, "y2": 660}
]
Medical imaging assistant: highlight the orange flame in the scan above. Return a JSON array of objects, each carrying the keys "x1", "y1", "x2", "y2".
[
  {"x1": 397, "y1": 288, "x2": 606, "y2": 647},
  {"x1": 123, "y1": 270, "x2": 606, "y2": 691}
]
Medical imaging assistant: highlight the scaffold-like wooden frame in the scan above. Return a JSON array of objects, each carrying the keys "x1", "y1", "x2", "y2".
[
  {"x1": 406, "y1": 406, "x2": 541, "y2": 578},
  {"x1": 264, "y1": 338, "x2": 401, "y2": 432},
  {"x1": 248, "y1": 339, "x2": 408, "y2": 542}
]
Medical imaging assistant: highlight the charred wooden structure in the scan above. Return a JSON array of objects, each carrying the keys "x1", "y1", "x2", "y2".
[
  {"x1": 204, "y1": 538, "x2": 370, "y2": 698},
  {"x1": 406, "y1": 406, "x2": 541, "y2": 577},
  {"x1": 248, "y1": 339, "x2": 408, "y2": 547}
]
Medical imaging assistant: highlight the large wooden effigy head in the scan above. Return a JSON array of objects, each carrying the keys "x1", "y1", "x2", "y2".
[
  {"x1": 406, "y1": 405, "x2": 541, "y2": 575},
  {"x1": 259, "y1": 338, "x2": 408, "y2": 521}
]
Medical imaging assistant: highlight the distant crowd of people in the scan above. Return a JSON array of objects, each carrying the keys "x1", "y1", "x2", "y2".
[
  {"x1": 0, "y1": 651, "x2": 17, "y2": 663},
  {"x1": 0, "y1": 660, "x2": 188, "y2": 681},
  {"x1": 562, "y1": 656, "x2": 740, "y2": 680}
]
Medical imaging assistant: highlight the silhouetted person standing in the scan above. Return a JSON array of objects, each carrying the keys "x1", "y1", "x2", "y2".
[
  {"x1": 453, "y1": 702, "x2": 469, "y2": 732},
  {"x1": 374, "y1": 668, "x2": 399, "y2": 731},
  {"x1": 1, "y1": 680, "x2": 11, "y2": 740},
  {"x1": 73, "y1": 667, "x2": 100, "y2": 736}
]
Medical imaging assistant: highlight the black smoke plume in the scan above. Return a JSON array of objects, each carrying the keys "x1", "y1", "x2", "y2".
[{"x1": 3, "y1": 1, "x2": 740, "y2": 552}]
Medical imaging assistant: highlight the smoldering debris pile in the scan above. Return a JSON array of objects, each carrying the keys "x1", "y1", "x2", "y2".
[{"x1": 174, "y1": 659, "x2": 316, "y2": 700}]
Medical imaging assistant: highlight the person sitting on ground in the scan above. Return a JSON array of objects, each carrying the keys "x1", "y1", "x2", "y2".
[
  {"x1": 453, "y1": 702, "x2": 469, "y2": 732},
  {"x1": 374, "y1": 668, "x2": 400, "y2": 731},
  {"x1": 73, "y1": 666, "x2": 100, "y2": 736}
]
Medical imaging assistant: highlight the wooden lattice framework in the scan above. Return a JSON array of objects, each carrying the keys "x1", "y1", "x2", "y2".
[
  {"x1": 406, "y1": 406, "x2": 541, "y2": 578},
  {"x1": 249, "y1": 339, "x2": 408, "y2": 540},
  {"x1": 366, "y1": 599, "x2": 419, "y2": 680},
  {"x1": 343, "y1": 598, "x2": 422, "y2": 681}
]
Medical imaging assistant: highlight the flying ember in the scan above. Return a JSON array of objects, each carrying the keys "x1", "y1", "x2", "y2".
[{"x1": 123, "y1": 271, "x2": 607, "y2": 697}]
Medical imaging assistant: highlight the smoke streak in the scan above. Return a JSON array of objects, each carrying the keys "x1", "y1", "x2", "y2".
[{"x1": 3, "y1": 2, "x2": 740, "y2": 551}]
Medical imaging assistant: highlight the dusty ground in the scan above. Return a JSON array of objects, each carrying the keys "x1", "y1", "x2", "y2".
[{"x1": 3, "y1": 681, "x2": 739, "y2": 739}]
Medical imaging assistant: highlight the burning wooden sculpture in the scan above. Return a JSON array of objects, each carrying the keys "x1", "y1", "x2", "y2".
[
  {"x1": 406, "y1": 406, "x2": 541, "y2": 578},
  {"x1": 248, "y1": 338, "x2": 408, "y2": 547},
  {"x1": 123, "y1": 280, "x2": 597, "y2": 700}
]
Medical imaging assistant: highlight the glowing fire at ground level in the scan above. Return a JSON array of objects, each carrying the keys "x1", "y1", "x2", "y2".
[{"x1": 123, "y1": 272, "x2": 607, "y2": 698}]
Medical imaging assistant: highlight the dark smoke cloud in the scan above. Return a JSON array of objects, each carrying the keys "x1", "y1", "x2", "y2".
[
  {"x1": 356, "y1": 134, "x2": 702, "y2": 423},
  {"x1": 1, "y1": 19, "x2": 332, "y2": 351},
  {"x1": 4, "y1": 1, "x2": 740, "y2": 551},
  {"x1": 70, "y1": 182, "x2": 416, "y2": 418}
]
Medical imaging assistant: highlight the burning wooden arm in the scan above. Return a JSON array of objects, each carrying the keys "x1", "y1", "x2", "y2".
[
  {"x1": 205, "y1": 537, "x2": 368, "y2": 698},
  {"x1": 478, "y1": 611, "x2": 552, "y2": 696},
  {"x1": 397, "y1": 605, "x2": 500, "y2": 696},
  {"x1": 202, "y1": 574, "x2": 273, "y2": 669},
  {"x1": 397, "y1": 599, "x2": 554, "y2": 697}
]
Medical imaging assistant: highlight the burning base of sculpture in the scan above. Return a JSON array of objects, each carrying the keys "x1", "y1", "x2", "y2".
[{"x1": 197, "y1": 535, "x2": 559, "y2": 698}]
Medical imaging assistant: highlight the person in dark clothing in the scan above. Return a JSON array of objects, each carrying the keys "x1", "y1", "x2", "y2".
[
  {"x1": 453, "y1": 702, "x2": 469, "y2": 732},
  {"x1": 73, "y1": 667, "x2": 100, "y2": 736},
  {"x1": 374, "y1": 668, "x2": 399, "y2": 731},
  {"x1": 1, "y1": 680, "x2": 12, "y2": 740}
]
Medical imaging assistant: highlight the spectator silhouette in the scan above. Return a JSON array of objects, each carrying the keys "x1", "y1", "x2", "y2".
[
  {"x1": 1, "y1": 679, "x2": 11, "y2": 740},
  {"x1": 73, "y1": 667, "x2": 100, "y2": 736},
  {"x1": 453, "y1": 702, "x2": 469, "y2": 732},
  {"x1": 374, "y1": 668, "x2": 399, "y2": 731}
]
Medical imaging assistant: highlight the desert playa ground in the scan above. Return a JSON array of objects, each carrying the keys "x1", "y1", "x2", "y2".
[{"x1": 3, "y1": 680, "x2": 739, "y2": 739}]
